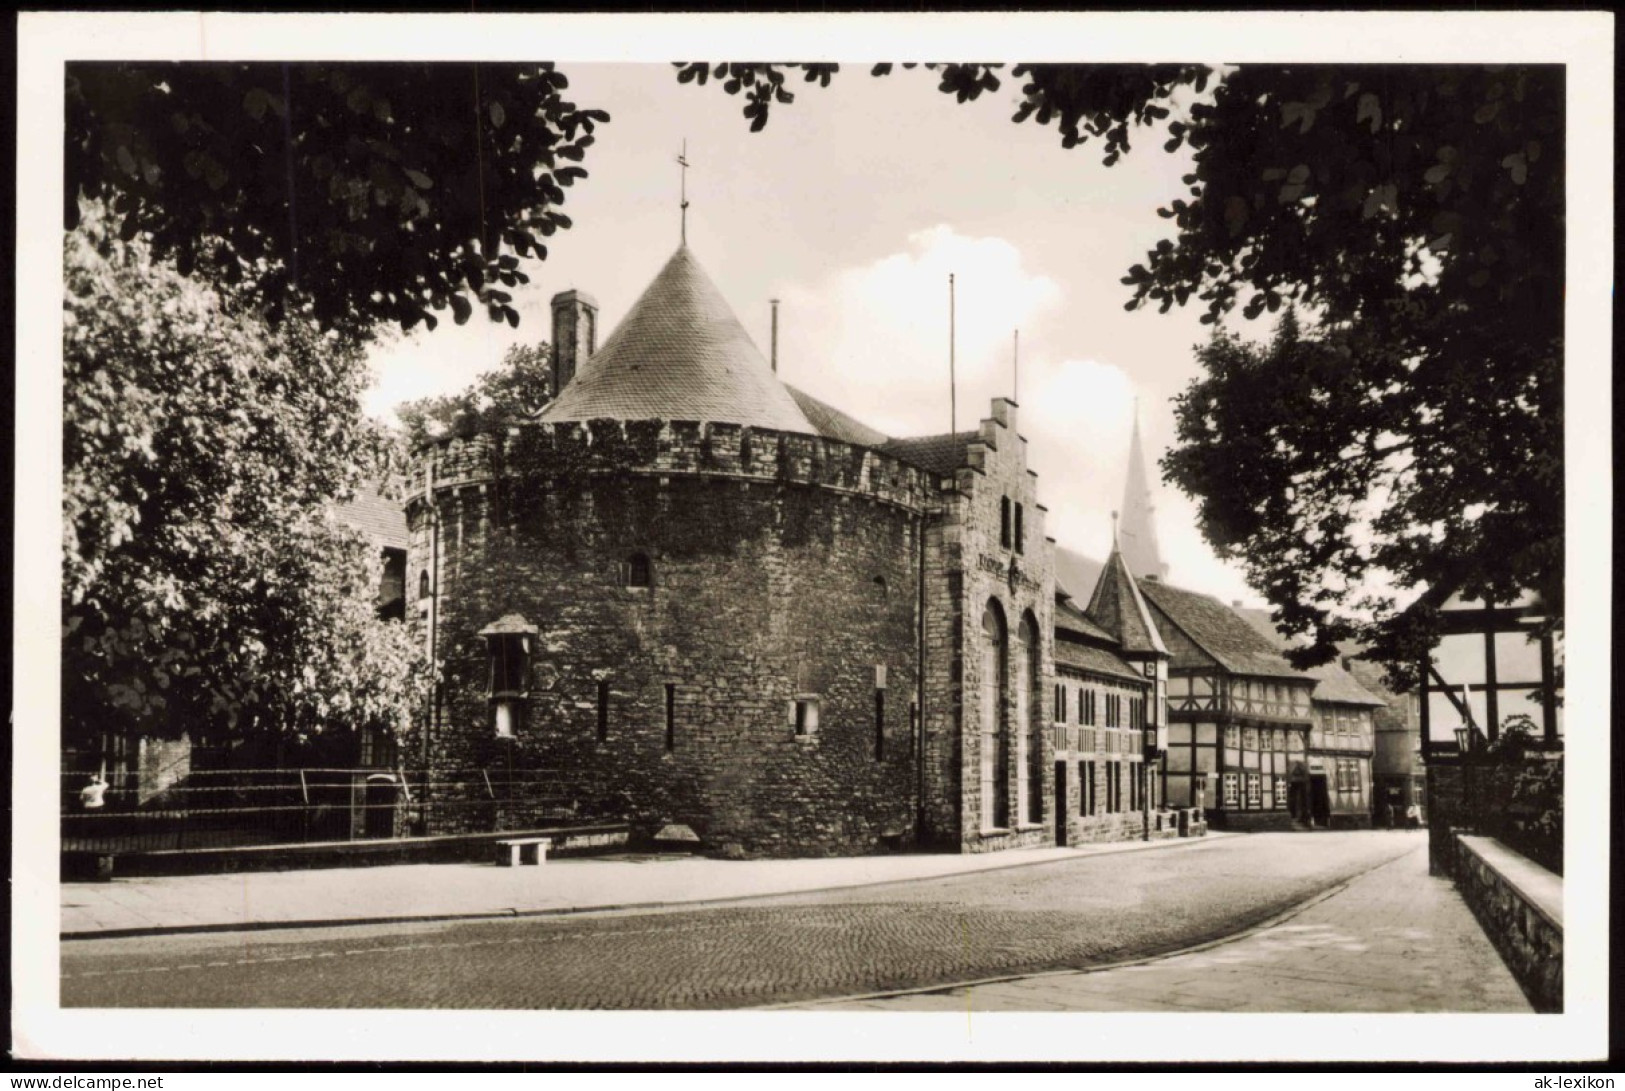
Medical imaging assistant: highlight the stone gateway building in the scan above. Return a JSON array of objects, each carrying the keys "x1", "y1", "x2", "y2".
[
  {"x1": 405, "y1": 243, "x2": 1165, "y2": 857},
  {"x1": 403, "y1": 242, "x2": 1372, "y2": 857}
]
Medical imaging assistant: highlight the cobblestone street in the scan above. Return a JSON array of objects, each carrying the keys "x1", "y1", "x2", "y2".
[
  {"x1": 788, "y1": 836, "x2": 1531, "y2": 1012},
  {"x1": 58, "y1": 832, "x2": 1450, "y2": 1010}
]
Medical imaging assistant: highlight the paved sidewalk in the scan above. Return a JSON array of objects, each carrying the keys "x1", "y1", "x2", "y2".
[
  {"x1": 60, "y1": 832, "x2": 1229, "y2": 938},
  {"x1": 786, "y1": 840, "x2": 1533, "y2": 1013}
]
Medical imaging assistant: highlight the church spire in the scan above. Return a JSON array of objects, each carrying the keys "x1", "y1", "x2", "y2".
[{"x1": 1119, "y1": 401, "x2": 1170, "y2": 582}]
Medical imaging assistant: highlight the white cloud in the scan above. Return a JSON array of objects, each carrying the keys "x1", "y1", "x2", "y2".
[
  {"x1": 777, "y1": 226, "x2": 1259, "y2": 606},
  {"x1": 771, "y1": 225, "x2": 1061, "y2": 437}
]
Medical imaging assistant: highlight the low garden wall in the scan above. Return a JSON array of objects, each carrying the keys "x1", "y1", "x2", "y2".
[{"x1": 1451, "y1": 832, "x2": 1563, "y2": 1013}]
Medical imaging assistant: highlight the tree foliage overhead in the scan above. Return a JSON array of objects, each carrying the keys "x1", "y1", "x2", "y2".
[
  {"x1": 64, "y1": 205, "x2": 429, "y2": 744},
  {"x1": 683, "y1": 62, "x2": 1564, "y2": 680},
  {"x1": 66, "y1": 62, "x2": 607, "y2": 338}
]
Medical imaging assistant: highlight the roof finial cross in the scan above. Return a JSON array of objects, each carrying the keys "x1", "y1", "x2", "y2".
[{"x1": 677, "y1": 139, "x2": 691, "y2": 245}]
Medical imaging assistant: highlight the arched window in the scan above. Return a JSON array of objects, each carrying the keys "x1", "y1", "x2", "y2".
[
  {"x1": 980, "y1": 599, "x2": 1009, "y2": 830},
  {"x1": 621, "y1": 553, "x2": 652, "y2": 589},
  {"x1": 1017, "y1": 612, "x2": 1044, "y2": 825},
  {"x1": 418, "y1": 570, "x2": 431, "y2": 599}
]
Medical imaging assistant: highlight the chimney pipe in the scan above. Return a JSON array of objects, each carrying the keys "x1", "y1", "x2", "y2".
[{"x1": 770, "y1": 299, "x2": 780, "y2": 374}]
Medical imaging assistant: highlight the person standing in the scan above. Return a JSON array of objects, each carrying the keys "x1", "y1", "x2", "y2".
[{"x1": 79, "y1": 773, "x2": 108, "y2": 810}]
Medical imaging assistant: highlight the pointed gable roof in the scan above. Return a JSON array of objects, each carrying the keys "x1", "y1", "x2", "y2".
[
  {"x1": 540, "y1": 246, "x2": 815, "y2": 433},
  {"x1": 1120, "y1": 411, "x2": 1169, "y2": 581},
  {"x1": 1085, "y1": 546, "x2": 1169, "y2": 657},
  {"x1": 1136, "y1": 578, "x2": 1304, "y2": 679}
]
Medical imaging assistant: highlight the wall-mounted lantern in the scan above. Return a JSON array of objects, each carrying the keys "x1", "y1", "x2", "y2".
[{"x1": 480, "y1": 614, "x2": 538, "y2": 739}]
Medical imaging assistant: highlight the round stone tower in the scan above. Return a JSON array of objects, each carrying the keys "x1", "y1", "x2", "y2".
[{"x1": 406, "y1": 246, "x2": 934, "y2": 856}]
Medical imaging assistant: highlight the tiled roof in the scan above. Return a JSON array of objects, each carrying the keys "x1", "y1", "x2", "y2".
[
  {"x1": 785, "y1": 385, "x2": 891, "y2": 447},
  {"x1": 1085, "y1": 547, "x2": 1169, "y2": 656},
  {"x1": 334, "y1": 486, "x2": 408, "y2": 551},
  {"x1": 540, "y1": 246, "x2": 815, "y2": 433},
  {"x1": 1137, "y1": 578, "x2": 1305, "y2": 680},
  {"x1": 1055, "y1": 638, "x2": 1146, "y2": 684},
  {"x1": 1055, "y1": 593, "x2": 1115, "y2": 644},
  {"x1": 1052, "y1": 546, "x2": 1105, "y2": 605},
  {"x1": 1234, "y1": 608, "x2": 1388, "y2": 707},
  {"x1": 879, "y1": 431, "x2": 979, "y2": 477}
]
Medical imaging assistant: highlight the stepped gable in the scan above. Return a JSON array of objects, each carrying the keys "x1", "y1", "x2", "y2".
[
  {"x1": 1085, "y1": 547, "x2": 1169, "y2": 657},
  {"x1": 540, "y1": 245, "x2": 815, "y2": 433},
  {"x1": 1137, "y1": 577, "x2": 1304, "y2": 679},
  {"x1": 785, "y1": 385, "x2": 892, "y2": 447}
]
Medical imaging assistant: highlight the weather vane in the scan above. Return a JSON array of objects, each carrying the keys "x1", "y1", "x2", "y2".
[{"x1": 677, "y1": 139, "x2": 690, "y2": 245}]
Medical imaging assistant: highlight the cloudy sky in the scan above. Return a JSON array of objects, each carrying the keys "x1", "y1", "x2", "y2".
[{"x1": 365, "y1": 62, "x2": 1262, "y2": 604}]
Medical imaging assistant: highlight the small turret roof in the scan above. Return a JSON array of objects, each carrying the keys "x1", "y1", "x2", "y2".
[
  {"x1": 541, "y1": 246, "x2": 815, "y2": 433},
  {"x1": 1085, "y1": 546, "x2": 1169, "y2": 657}
]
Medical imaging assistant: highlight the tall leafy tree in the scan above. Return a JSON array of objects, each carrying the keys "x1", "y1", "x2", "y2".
[
  {"x1": 63, "y1": 204, "x2": 428, "y2": 746},
  {"x1": 66, "y1": 62, "x2": 607, "y2": 338},
  {"x1": 685, "y1": 62, "x2": 1563, "y2": 680},
  {"x1": 394, "y1": 341, "x2": 554, "y2": 451}
]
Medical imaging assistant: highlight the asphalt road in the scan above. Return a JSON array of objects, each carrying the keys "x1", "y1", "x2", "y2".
[{"x1": 61, "y1": 831, "x2": 1416, "y2": 1010}]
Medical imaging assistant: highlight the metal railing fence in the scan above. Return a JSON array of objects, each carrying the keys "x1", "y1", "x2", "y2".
[{"x1": 61, "y1": 767, "x2": 605, "y2": 854}]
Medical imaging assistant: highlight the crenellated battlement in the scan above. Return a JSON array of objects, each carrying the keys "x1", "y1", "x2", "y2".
[{"x1": 408, "y1": 419, "x2": 939, "y2": 514}]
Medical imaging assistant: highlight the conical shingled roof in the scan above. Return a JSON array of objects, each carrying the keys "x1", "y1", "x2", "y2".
[
  {"x1": 540, "y1": 246, "x2": 815, "y2": 433},
  {"x1": 1085, "y1": 546, "x2": 1169, "y2": 657}
]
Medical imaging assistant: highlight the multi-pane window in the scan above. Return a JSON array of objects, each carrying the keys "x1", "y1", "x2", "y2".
[
  {"x1": 1273, "y1": 776, "x2": 1287, "y2": 809},
  {"x1": 1222, "y1": 772, "x2": 1240, "y2": 808},
  {"x1": 1246, "y1": 772, "x2": 1262, "y2": 808}
]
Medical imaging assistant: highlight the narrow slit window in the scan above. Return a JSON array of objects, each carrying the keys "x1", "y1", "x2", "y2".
[
  {"x1": 1014, "y1": 503, "x2": 1025, "y2": 554},
  {"x1": 874, "y1": 690, "x2": 885, "y2": 760},
  {"x1": 1000, "y1": 496, "x2": 1012, "y2": 548},
  {"x1": 793, "y1": 697, "x2": 820, "y2": 738},
  {"x1": 664, "y1": 683, "x2": 676, "y2": 751}
]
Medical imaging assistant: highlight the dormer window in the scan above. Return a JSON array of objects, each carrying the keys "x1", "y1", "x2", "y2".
[{"x1": 621, "y1": 553, "x2": 653, "y2": 589}]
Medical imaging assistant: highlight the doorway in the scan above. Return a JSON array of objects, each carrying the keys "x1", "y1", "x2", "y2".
[
  {"x1": 1054, "y1": 761, "x2": 1068, "y2": 846},
  {"x1": 1309, "y1": 775, "x2": 1331, "y2": 828},
  {"x1": 363, "y1": 774, "x2": 399, "y2": 839}
]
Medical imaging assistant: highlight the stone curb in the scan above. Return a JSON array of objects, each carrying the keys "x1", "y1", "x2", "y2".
[{"x1": 62, "y1": 829, "x2": 1228, "y2": 942}]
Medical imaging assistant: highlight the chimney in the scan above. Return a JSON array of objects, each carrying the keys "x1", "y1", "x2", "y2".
[
  {"x1": 770, "y1": 299, "x2": 780, "y2": 374},
  {"x1": 550, "y1": 289, "x2": 599, "y2": 396}
]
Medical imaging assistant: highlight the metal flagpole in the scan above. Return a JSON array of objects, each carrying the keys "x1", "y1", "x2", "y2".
[
  {"x1": 949, "y1": 274, "x2": 956, "y2": 434},
  {"x1": 677, "y1": 139, "x2": 690, "y2": 244}
]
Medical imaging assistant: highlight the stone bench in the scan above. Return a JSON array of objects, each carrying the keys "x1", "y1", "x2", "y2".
[{"x1": 494, "y1": 836, "x2": 551, "y2": 867}]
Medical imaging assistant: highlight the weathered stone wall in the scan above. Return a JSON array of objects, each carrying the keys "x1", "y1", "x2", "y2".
[
  {"x1": 404, "y1": 419, "x2": 933, "y2": 858},
  {"x1": 936, "y1": 400, "x2": 1057, "y2": 853},
  {"x1": 1452, "y1": 834, "x2": 1563, "y2": 1012}
]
